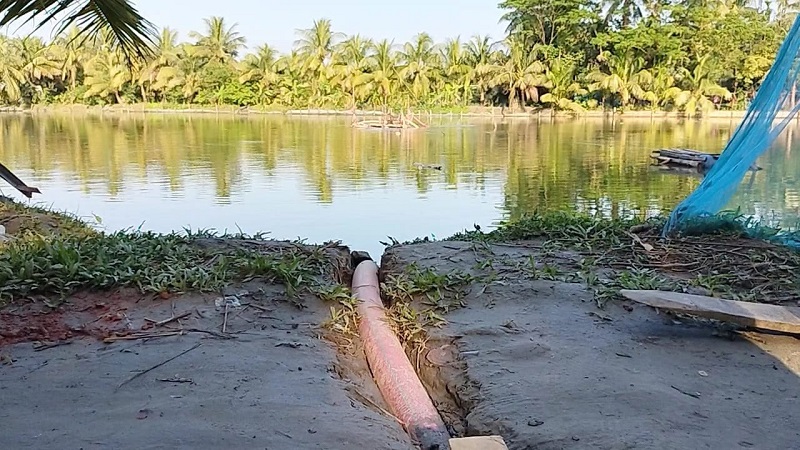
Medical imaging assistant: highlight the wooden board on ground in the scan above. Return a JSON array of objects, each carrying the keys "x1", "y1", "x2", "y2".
[
  {"x1": 620, "y1": 290, "x2": 800, "y2": 335},
  {"x1": 449, "y1": 436, "x2": 509, "y2": 450}
]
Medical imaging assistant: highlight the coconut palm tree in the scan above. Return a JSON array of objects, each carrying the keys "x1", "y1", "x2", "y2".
[
  {"x1": 646, "y1": 67, "x2": 678, "y2": 110},
  {"x1": 294, "y1": 18, "x2": 344, "y2": 105},
  {"x1": 20, "y1": 37, "x2": 61, "y2": 81},
  {"x1": 465, "y1": 35, "x2": 497, "y2": 66},
  {"x1": 439, "y1": 38, "x2": 473, "y2": 105},
  {"x1": 664, "y1": 56, "x2": 732, "y2": 117},
  {"x1": 588, "y1": 52, "x2": 654, "y2": 108},
  {"x1": 397, "y1": 33, "x2": 440, "y2": 103},
  {"x1": 540, "y1": 58, "x2": 587, "y2": 111},
  {"x1": 295, "y1": 18, "x2": 342, "y2": 66},
  {"x1": 275, "y1": 50, "x2": 310, "y2": 106},
  {"x1": 0, "y1": 0, "x2": 157, "y2": 60},
  {"x1": 19, "y1": 37, "x2": 63, "y2": 102},
  {"x1": 240, "y1": 44, "x2": 281, "y2": 104},
  {"x1": 465, "y1": 35, "x2": 499, "y2": 105},
  {"x1": 160, "y1": 44, "x2": 207, "y2": 103},
  {"x1": 368, "y1": 39, "x2": 398, "y2": 109},
  {"x1": 136, "y1": 27, "x2": 181, "y2": 101},
  {"x1": 480, "y1": 37, "x2": 547, "y2": 111},
  {"x1": 83, "y1": 49, "x2": 131, "y2": 103},
  {"x1": 190, "y1": 16, "x2": 246, "y2": 64},
  {"x1": 51, "y1": 27, "x2": 86, "y2": 90},
  {"x1": 151, "y1": 28, "x2": 181, "y2": 69},
  {"x1": 330, "y1": 35, "x2": 373, "y2": 109},
  {"x1": 0, "y1": 37, "x2": 26, "y2": 104}
]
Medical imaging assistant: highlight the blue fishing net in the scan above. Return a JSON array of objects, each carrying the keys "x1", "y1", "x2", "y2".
[{"x1": 663, "y1": 15, "x2": 800, "y2": 243}]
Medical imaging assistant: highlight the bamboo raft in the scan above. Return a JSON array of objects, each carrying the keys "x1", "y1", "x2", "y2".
[
  {"x1": 650, "y1": 148, "x2": 762, "y2": 173},
  {"x1": 352, "y1": 113, "x2": 427, "y2": 130}
]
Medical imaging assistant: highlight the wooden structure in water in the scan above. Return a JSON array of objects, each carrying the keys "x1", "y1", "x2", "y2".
[
  {"x1": 650, "y1": 148, "x2": 717, "y2": 171},
  {"x1": 352, "y1": 112, "x2": 427, "y2": 130},
  {"x1": 650, "y1": 148, "x2": 762, "y2": 174}
]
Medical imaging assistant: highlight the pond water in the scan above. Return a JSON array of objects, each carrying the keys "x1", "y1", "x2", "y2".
[{"x1": 1, "y1": 113, "x2": 799, "y2": 257}]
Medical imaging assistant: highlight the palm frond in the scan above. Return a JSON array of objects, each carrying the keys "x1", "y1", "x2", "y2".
[{"x1": 0, "y1": 0, "x2": 157, "y2": 62}]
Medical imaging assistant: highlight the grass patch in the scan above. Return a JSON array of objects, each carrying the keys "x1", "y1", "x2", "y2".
[
  {"x1": 448, "y1": 211, "x2": 649, "y2": 251},
  {"x1": 443, "y1": 210, "x2": 800, "y2": 307},
  {"x1": 0, "y1": 197, "x2": 96, "y2": 237},
  {"x1": 0, "y1": 199, "x2": 332, "y2": 307},
  {"x1": 0, "y1": 230, "x2": 326, "y2": 305},
  {"x1": 323, "y1": 261, "x2": 477, "y2": 361},
  {"x1": 382, "y1": 263, "x2": 477, "y2": 312},
  {"x1": 318, "y1": 264, "x2": 477, "y2": 356},
  {"x1": 316, "y1": 284, "x2": 359, "y2": 340},
  {"x1": 379, "y1": 263, "x2": 478, "y2": 363}
]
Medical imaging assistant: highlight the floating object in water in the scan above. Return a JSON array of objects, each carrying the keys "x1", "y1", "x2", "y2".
[
  {"x1": 352, "y1": 113, "x2": 427, "y2": 129},
  {"x1": 650, "y1": 148, "x2": 760, "y2": 173},
  {"x1": 413, "y1": 163, "x2": 442, "y2": 171}
]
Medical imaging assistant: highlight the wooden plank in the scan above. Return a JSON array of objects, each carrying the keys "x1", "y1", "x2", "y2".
[
  {"x1": 657, "y1": 149, "x2": 709, "y2": 161},
  {"x1": 449, "y1": 436, "x2": 509, "y2": 450},
  {"x1": 620, "y1": 290, "x2": 800, "y2": 335}
]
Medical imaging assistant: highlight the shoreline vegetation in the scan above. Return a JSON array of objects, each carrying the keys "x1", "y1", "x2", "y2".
[
  {"x1": 0, "y1": 198, "x2": 356, "y2": 308},
  {"x1": 2, "y1": 193, "x2": 800, "y2": 383},
  {"x1": 2, "y1": 194, "x2": 800, "y2": 413},
  {"x1": 0, "y1": 103, "x2": 790, "y2": 121},
  {"x1": 1, "y1": 196, "x2": 798, "y2": 319},
  {"x1": 0, "y1": 3, "x2": 793, "y2": 119}
]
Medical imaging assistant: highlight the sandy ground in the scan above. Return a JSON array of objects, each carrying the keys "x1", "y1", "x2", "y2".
[
  {"x1": 0, "y1": 283, "x2": 413, "y2": 450},
  {"x1": 383, "y1": 242, "x2": 800, "y2": 450},
  {"x1": 3, "y1": 236, "x2": 800, "y2": 450}
]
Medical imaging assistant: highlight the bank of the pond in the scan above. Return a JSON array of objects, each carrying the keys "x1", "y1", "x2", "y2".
[
  {"x1": 380, "y1": 238, "x2": 800, "y2": 449},
  {"x1": 0, "y1": 198, "x2": 417, "y2": 449},
  {"x1": 0, "y1": 103, "x2": 782, "y2": 120},
  {"x1": 2, "y1": 200, "x2": 799, "y2": 356},
  {"x1": 1, "y1": 201, "x2": 799, "y2": 449}
]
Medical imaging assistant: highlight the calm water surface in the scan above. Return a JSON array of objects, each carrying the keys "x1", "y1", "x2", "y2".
[{"x1": 2, "y1": 114, "x2": 799, "y2": 257}]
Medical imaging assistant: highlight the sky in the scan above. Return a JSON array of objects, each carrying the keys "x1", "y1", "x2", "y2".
[{"x1": 3, "y1": 0, "x2": 510, "y2": 55}]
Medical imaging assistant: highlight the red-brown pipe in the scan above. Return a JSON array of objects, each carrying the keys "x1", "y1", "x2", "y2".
[{"x1": 352, "y1": 260, "x2": 451, "y2": 450}]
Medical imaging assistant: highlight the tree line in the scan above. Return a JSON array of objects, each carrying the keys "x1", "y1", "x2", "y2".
[{"x1": 0, "y1": 0, "x2": 795, "y2": 115}]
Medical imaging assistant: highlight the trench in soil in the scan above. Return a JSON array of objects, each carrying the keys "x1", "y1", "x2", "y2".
[{"x1": 325, "y1": 251, "x2": 480, "y2": 446}]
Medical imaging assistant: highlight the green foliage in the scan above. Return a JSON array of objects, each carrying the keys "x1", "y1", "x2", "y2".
[
  {"x1": 499, "y1": 0, "x2": 601, "y2": 51},
  {"x1": 0, "y1": 3, "x2": 791, "y2": 112},
  {"x1": 0, "y1": 0, "x2": 157, "y2": 61},
  {"x1": 444, "y1": 209, "x2": 800, "y2": 308},
  {"x1": 669, "y1": 209, "x2": 800, "y2": 245},
  {"x1": 0, "y1": 220, "x2": 324, "y2": 304},
  {"x1": 448, "y1": 210, "x2": 648, "y2": 251},
  {"x1": 382, "y1": 263, "x2": 476, "y2": 311}
]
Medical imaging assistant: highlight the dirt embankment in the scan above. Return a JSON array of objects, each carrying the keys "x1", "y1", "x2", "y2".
[
  {"x1": 0, "y1": 238, "x2": 415, "y2": 450},
  {"x1": 2, "y1": 201, "x2": 799, "y2": 449},
  {"x1": 379, "y1": 241, "x2": 800, "y2": 450}
]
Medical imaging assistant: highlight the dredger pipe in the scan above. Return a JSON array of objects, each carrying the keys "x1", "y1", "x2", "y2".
[{"x1": 352, "y1": 259, "x2": 451, "y2": 450}]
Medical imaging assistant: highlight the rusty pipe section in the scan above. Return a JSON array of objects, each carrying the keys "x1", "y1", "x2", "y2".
[{"x1": 352, "y1": 259, "x2": 451, "y2": 450}]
